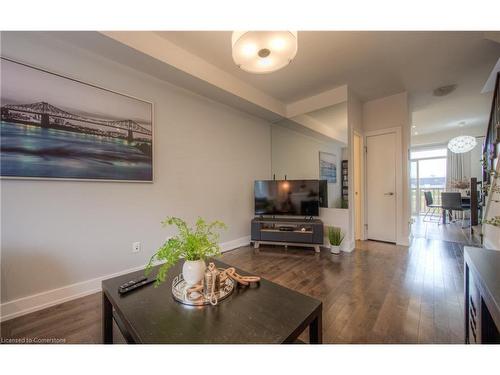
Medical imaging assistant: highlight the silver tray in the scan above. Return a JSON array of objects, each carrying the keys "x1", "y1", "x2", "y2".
[{"x1": 171, "y1": 272, "x2": 235, "y2": 306}]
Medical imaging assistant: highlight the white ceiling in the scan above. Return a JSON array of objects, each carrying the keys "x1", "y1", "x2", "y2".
[
  {"x1": 158, "y1": 32, "x2": 498, "y2": 100},
  {"x1": 38, "y1": 31, "x2": 500, "y2": 137},
  {"x1": 158, "y1": 31, "x2": 500, "y2": 136}
]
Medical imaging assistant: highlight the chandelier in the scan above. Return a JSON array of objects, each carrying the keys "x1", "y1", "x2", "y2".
[
  {"x1": 231, "y1": 31, "x2": 298, "y2": 74},
  {"x1": 447, "y1": 135, "x2": 477, "y2": 154}
]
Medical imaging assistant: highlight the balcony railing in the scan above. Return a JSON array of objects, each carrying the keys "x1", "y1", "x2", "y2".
[{"x1": 411, "y1": 187, "x2": 444, "y2": 215}]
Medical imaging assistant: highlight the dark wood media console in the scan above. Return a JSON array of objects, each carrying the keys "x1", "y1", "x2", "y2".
[
  {"x1": 251, "y1": 217, "x2": 324, "y2": 253},
  {"x1": 464, "y1": 246, "x2": 500, "y2": 344}
]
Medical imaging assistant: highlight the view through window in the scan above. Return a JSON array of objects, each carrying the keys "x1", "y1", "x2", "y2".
[{"x1": 410, "y1": 148, "x2": 447, "y2": 215}]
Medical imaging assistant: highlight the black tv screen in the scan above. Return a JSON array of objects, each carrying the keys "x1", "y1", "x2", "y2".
[{"x1": 254, "y1": 180, "x2": 320, "y2": 216}]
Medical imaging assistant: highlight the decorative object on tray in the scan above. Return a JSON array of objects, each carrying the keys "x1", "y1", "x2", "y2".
[
  {"x1": 182, "y1": 259, "x2": 207, "y2": 286},
  {"x1": 171, "y1": 267, "x2": 235, "y2": 306},
  {"x1": 172, "y1": 262, "x2": 261, "y2": 306},
  {"x1": 145, "y1": 217, "x2": 227, "y2": 287},
  {"x1": 328, "y1": 226, "x2": 344, "y2": 254}
]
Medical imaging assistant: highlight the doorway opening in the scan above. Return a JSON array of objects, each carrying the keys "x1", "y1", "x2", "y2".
[
  {"x1": 410, "y1": 147, "x2": 447, "y2": 216},
  {"x1": 409, "y1": 145, "x2": 480, "y2": 244}
]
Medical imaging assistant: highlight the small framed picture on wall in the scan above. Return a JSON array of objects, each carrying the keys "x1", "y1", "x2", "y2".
[{"x1": 319, "y1": 151, "x2": 337, "y2": 183}]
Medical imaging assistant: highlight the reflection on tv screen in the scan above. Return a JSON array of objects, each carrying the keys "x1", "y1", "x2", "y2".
[{"x1": 254, "y1": 180, "x2": 319, "y2": 216}]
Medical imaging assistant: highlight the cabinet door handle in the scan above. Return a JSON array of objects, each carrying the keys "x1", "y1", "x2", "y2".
[{"x1": 384, "y1": 192, "x2": 394, "y2": 196}]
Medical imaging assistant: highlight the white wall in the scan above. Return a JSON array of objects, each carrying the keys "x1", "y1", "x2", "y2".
[
  {"x1": 271, "y1": 124, "x2": 345, "y2": 208},
  {"x1": 0, "y1": 32, "x2": 272, "y2": 308},
  {"x1": 319, "y1": 208, "x2": 351, "y2": 252},
  {"x1": 362, "y1": 92, "x2": 410, "y2": 245},
  {"x1": 363, "y1": 92, "x2": 409, "y2": 132}
]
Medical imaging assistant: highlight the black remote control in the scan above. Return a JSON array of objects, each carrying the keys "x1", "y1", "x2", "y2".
[
  {"x1": 118, "y1": 277, "x2": 155, "y2": 295},
  {"x1": 119, "y1": 276, "x2": 147, "y2": 290}
]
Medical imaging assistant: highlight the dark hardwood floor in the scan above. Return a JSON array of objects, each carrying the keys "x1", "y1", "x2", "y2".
[{"x1": 1, "y1": 238, "x2": 466, "y2": 344}]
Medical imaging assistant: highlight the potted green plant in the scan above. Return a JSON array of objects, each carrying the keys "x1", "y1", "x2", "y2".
[
  {"x1": 328, "y1": 226, "x2": 344, "y2": 255},
  {"x1": 146, "y1": 217, "x2": 227, "y2": 287}
]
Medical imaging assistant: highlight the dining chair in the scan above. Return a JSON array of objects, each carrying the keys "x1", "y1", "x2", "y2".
[
  {"x1": 441, "y1": 192, "x2": 470, "y2": 228},
  {"x1": 423, "y1": 191, "x2": 441, "y2": 222}
]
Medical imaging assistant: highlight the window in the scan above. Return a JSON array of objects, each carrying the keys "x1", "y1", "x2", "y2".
[
  {"x1": 410, "y1": 148, "x2": 447, "y2": 160},
  {"x1": 410, "y1": 147, "x2": 447, "y2": 215}
]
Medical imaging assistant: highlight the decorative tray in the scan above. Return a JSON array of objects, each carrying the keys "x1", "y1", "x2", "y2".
[{"x1": 171, "y1": 271, "x2": 235, "y2": 306}]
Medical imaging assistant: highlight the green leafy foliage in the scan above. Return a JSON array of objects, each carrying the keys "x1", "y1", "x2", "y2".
[
  {"x1": 482, "y1": 216, "x2": 500, "y2": 227},
  {"x1": 328, "y1": 226, "x2": 344, "y2": 246},
  {"x1": 482, "y1": 163, "x2": 500, "y2": 223},
  {"x1": 145, "y1": 217, "x2": 227, "y2": 286}
]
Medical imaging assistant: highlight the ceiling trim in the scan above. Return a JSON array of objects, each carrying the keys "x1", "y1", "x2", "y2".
[
  {"x1": 290, "y1": 113, "x2": 348, "y2": 144},
  {"x1": 99, "y1": 31, "x2": 287, "y2": 116},
  {"x1": 99, "y1": 32, "x2": 352, "y2": 123},
  {"x1": 286, "y1": 85, "x2": 348, "y2": 118}
]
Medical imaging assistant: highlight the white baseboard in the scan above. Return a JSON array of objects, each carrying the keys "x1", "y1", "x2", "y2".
[
  {"x1": 0, "y1": 235, "x2": 251, "y2": 323},
  {"x1": 341, "y1": 240, "x2": 355, "y2": 253},
  {"x1": 397, "y1": 238, "x2": 410, "y2": 247},
  {"x1": 0, "y1": 264, "x2": 144, "y2": 323},
  {"x1": 220, "y1": 235, "x2": 251, "y2": 253}
]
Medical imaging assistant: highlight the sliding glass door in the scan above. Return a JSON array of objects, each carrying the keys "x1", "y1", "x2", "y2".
[{"x1": 410, "y1": 148, "x2": 447, "y2": 215}]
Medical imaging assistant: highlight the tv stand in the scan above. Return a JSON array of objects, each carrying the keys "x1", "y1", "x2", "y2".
[{"x1": 251, "y1": 217, "x2": 324, "y2": 253}]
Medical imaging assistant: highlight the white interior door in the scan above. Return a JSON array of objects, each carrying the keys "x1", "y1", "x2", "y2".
[{"x1": 366, "y1": 132, "x2": 396, "y2": 242}]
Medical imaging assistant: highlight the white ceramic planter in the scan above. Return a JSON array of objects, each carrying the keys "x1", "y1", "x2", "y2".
[
  {"x1": 330, "y1": 244, "x2": 341, "y2": 255},
  {"x1": 182, "y1": 259, "x2": 206, "y2": 286}
]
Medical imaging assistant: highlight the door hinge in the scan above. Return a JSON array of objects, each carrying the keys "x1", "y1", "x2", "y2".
[{"x1": 364, "y1": 146, "x2": 368, "y2": 153}]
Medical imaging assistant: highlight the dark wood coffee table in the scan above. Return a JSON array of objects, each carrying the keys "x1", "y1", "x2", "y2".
[{"x1": 102, "y1": 259, "x2": 322, "y2": 344}]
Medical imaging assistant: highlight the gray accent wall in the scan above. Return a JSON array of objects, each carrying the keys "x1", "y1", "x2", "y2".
[{"x1": 0, "y1": 32, "x2": 272, "y2": 303}]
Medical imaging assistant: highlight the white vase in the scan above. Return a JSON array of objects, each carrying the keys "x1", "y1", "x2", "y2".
[
  {"x1": 182, "y1": 259, "x2": 206, "y2": 286},
  {"x1": 330, "y1": 244, "x2": 341, "y2": 254}
]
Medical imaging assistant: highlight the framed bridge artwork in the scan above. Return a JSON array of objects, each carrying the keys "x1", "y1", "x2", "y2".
[{"x1": 0, "y1": 57, "x2": 153, "y2": 182}]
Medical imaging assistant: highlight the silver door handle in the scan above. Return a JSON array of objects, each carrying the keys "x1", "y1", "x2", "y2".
[{"x1": 384, "y1": 192, "x2": 394, "y2": 196}]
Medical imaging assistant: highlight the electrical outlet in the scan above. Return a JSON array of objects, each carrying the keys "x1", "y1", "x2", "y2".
[{"x1": 132, "y1": 242, "x2": 141, "y2": 253}]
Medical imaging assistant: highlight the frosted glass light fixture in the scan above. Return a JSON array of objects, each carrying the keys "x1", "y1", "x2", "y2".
[
  {"x1": 231, "y1": 31, "x2": 298, "y2": 74},
  {"x1": 447, "y1": 135, "x2": 477, "y2": 153}
]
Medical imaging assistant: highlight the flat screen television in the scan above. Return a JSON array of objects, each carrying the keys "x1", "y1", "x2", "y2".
[{"x1": 254, "y1": 179, "x2": 320, "y2": 216}]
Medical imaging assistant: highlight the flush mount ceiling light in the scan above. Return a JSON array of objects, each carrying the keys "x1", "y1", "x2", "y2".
[
  {"x1": 448, "y1": 135, "x2": 477, "y2": 154},
  {"x1": 231, "y1": 31, "x2": 298, "y2": 74}
]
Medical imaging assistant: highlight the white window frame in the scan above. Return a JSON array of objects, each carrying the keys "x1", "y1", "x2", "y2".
[{"x1": 410, "y1": 145, "x2": 447, "y2": 215}]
